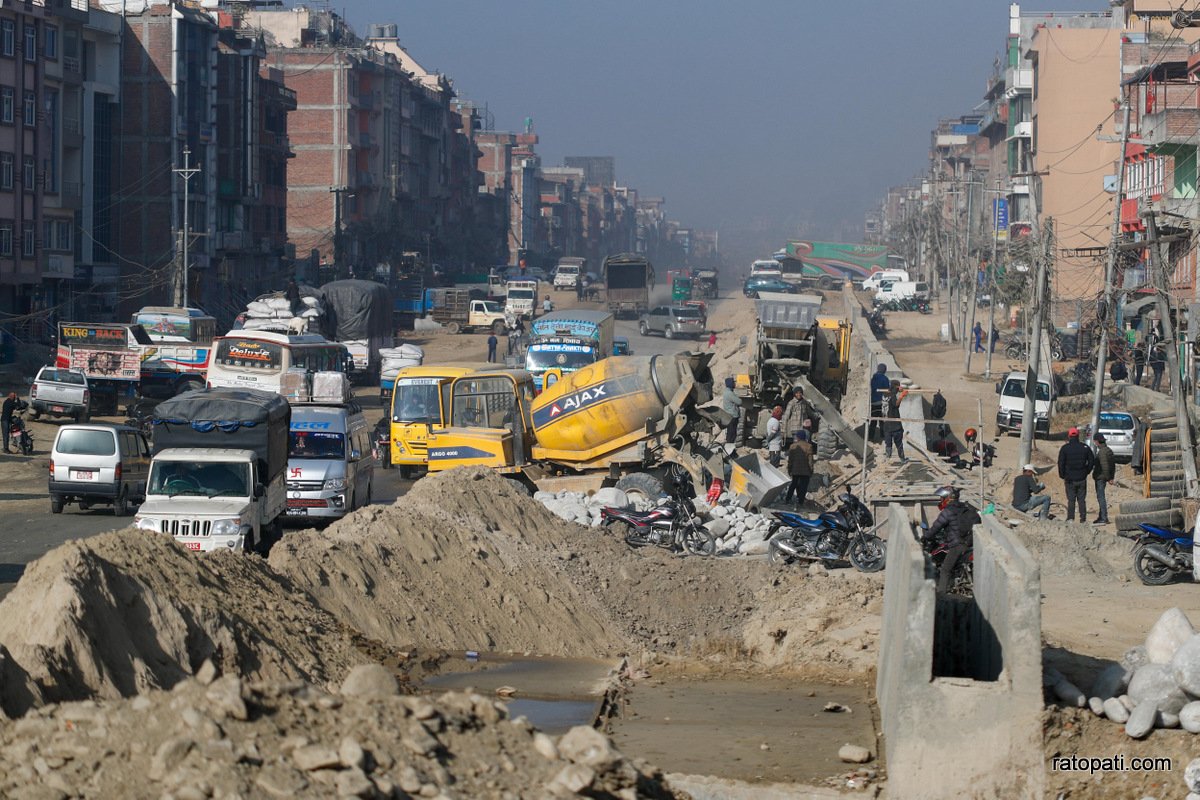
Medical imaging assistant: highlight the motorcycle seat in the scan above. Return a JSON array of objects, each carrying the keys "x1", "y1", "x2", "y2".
[
  {"x1": 774, "y1": 511, "x2": 829, "y2": 529},
  {"x1": 1139, "y1": 523, "x2": 1190, "y2": 540}
]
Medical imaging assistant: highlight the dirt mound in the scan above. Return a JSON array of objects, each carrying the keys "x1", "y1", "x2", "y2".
[
  {"x1": 268, "y1": 468, "x2": 623, "y2": 657},
  {"x1": 1008, "y1": 517, "x2": 1126, "y2": 578},
  {"x1": 0, "y1": 530, "x2": 365, "y2": 717},
  {"x1": 0, "y1": 673, "x2": 684, "y2": 799}
]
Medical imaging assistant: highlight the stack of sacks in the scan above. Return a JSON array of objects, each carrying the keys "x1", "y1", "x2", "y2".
[
  {"x1": 241, "y1": 293, "x2": 325, "y2": 333},
  {"x1": 380, "y1": 344, "x2": 425, "y2": 383}
]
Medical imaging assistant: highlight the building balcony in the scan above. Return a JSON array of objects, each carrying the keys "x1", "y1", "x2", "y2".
[
  {"x1": 61, "y1": 56, "x2": 82, "y2": 84},
  {"x1": 59, "y1": 181, "x2": 81, "y2": 209},
  {"x1": 1007, "y1": 121, "x2": 1032, "y2": 141},
  {"x1": 43, "y1": 253, "x2": 74, "y2": 279},
  {"x1": 1004, "y1": 67, "x2": 1033, "y2": 98},
  {"x1": 62, "y1": 115, "x2": 82, "y2": 148},
  {"x1": 1142, "y1": 108, "x2": 1200, "y2": 149}
]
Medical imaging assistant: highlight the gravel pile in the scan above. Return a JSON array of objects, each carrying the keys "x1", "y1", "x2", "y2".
[
  {"x1": 0, "y1": 663, "x2": 683, "y2": 799},
  {"x1": 534, "y1": 489, "x2": 780, "y2": 556},
  {"x1": 1056, "y1": 607, "x2": 1200, "y2": 739}
]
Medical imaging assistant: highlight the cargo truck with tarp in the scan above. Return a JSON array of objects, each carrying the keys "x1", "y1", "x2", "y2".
[
  {"x1": 320, "y1": 279, "x2": 394, "y2": 382},
  {"x1": 602, "y1": 253, "x2": 655, "y2": 318},
  {"x1": 135, "y1": 388, "x2": 290, "y2": 554}
]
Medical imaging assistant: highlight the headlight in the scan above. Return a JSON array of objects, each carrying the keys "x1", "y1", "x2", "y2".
[
  {"x1": 134, "y1": 517, "x2": 159, "y2": 532},
  {"x1": 392, "y1": 440, "x2": 406, "y2": 454},
  {"x1": 324, "y1": 477, "x2": 347, "y2": 491},
  {"x1": 1036, "y1": 412, "x2": 1047, "y2": 419},
  {"x1": 210, "y1": 518, "x2": 244, "y2": 537}
]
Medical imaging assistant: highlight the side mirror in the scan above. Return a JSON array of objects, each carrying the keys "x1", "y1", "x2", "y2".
[
  {"x1": 253, "y1": 483, "x2": 265, "y2": 499},
  {"x1": 350, "y1": 449, "x2": 362, "y2": 461},
  {"x1": 995, "y1": 382, "x2": 1001, "y2": 394}
]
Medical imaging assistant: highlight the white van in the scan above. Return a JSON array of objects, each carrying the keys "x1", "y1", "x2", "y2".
[
  {"x1": 995, "y1": 371, "x2": 1054, "y2": 435},
  {"x1": 750, "y1": 259, "x2": 782, "y2": 279},
  {"x1": 285, "y1": 404, "x2": 374, "y2": 522},
  {"x1": 875, "y1": 280, "x2": 929, "y2": 303},
  {"x1": 861, "y1": 269, "x2": 910, "y2": 291},
  {"x1": 50, "y1": 424, "x2": 151, "y2": 515}
]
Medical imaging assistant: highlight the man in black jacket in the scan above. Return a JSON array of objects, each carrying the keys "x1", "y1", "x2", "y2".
[
  {"x1": 928, "y1": 486, "x2": 981, "y2": 594},
  {"x1": 1057, "y1": 427, "x2": 1095, "y2": 522},
  {"x1": 1091, "y1": 433, "x2": 1116, "y2": 524}
]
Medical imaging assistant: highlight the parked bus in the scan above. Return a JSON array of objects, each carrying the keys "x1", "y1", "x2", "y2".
[
  {"x1": 388, "y1": 362, "x2": 492, "y2": 477},
  {"x1": 207, "y1": 331, "x2": 349, "y2": 394}
]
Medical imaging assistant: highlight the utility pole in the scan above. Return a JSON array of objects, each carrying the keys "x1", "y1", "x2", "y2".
[
  {"x1": 1019, "y1": 217, "x2": 1052, "y2": 466},
  {"x1": 984, "y1": 178, "x2": 1002, "y2": 378},
  {"x1": 1146, "y1": 207, "x2": 1198, "y2": 494},
  {"x1": 173, "y1": 147, "x2": 200, "y2": 308},
  {"x1": 1089, "y1": 101, "x2": 1131, "y2": 445},
  {"x1": 330, "y1": 186, "x2": 351, "y2": 279},
  {"x1": 961, "y1": 174, "x2": 977, "y2": 368}
]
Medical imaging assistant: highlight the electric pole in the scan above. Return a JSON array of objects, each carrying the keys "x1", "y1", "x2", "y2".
[
  {"x1": 984, "y1": 178, "x2": 1002, "y2": 378},
  {"x1": 330, "y1": 186, "x2": 351, "y2": 279},
  {"x1": 173, "y1": 147, "x2": 200, "y2": 307},
  {"x1": 1019, "y1": 217, "x2": 1052, "y2": 466}
]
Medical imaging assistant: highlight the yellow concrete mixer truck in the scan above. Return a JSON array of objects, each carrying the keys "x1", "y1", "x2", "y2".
[{"x1": 424, "y1": 352, "x2": 724, "y2": 498}]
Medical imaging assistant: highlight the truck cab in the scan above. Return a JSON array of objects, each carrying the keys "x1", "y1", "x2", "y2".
[
  {"x1": 135, "y1": 448, "x2": 282, "y2": 553},
  {"x1": 505, "y1": 280, "x2": 539, "y2": 319},
  {"x1": 426, "y1": 369, "x2": 537, "y2": 472},
  {"x1": 388, "y1": 363, "x2": 492, "y2": 476},
  {"x1": 554, "y1": 258, "x2": 585, "y2": 291},
  {"x1": 995, "y1": 371, "x2": 1054, "y2": 435}
]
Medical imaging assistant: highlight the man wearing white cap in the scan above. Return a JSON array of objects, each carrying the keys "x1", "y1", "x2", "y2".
[{"x1": 1012, "y1": 463, "x2": 1051, "y2": 519}]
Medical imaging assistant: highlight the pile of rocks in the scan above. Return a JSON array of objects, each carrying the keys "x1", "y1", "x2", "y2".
[
  {"x1": 0, "y1": 660, "x2": 684, "y2": 798},
  {"x1": 533, "y1": 489, "x2": 779, "y2": 556},
  {"x1": 1055, "y1": 607, "x2": 1200, "y2": 739}
]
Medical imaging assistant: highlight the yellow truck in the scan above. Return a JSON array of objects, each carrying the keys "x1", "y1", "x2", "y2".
[
  {"x1": 424, "y1": 353, "x2": 723, "y2": 498},
  {"x1": 388, "y1": 362, "x2": 494, "y2": 478}
]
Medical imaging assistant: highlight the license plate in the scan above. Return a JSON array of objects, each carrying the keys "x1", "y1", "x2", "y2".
[
  {"x1": 183, "y1": 542, "x2": 202, "y2": 551},
  {"x1": 286, "y1": 507, "x2": 307, "y2": 516},
  {"x1": 52, "y1": 405, "x2": 64, "y2": 413},
  {"x1": 72, "y1": 469, "x2": 95, "y2": 480}
]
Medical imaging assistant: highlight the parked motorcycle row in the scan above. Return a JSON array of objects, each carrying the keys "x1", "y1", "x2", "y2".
[{"x1": 873, "y1": 296, "x2": 930, "y2": 314}]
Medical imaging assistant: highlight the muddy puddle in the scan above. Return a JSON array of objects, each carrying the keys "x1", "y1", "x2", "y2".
[
  {"x1": 418, "y1": 653, "x2": 619, "y2": 735},
  {"x1": 609, "y1": 673, "x2": 877, "y2": 785}
]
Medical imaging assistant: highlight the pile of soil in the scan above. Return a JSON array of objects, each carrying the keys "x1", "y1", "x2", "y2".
[
  {"x1": 1008, "y1": 518, "x2": 1125, "y2": 578},
  {"x1": 0, "y1": 531, "x2": 366, "y2": 718},
  {"x1": 0, "y1": 669, "x2": 684, "y2": 799}
]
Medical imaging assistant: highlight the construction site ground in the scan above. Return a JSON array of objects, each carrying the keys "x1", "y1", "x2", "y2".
[{"x1": 0, "y1": 286, "x2": 1196, "y2": 797}]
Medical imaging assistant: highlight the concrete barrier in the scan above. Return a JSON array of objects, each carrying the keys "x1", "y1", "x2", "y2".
[{"x1": 876, "y1": 507, "x2": 1044, "y2": 798}]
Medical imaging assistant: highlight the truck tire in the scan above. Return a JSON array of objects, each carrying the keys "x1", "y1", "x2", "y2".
[
  {"x1": 446, "y1": 321, "x2": 461, "y2": 335},
  {"x1": 615, "y1": 472, "x2": 663, "y2": 504},
  {"x1": 1118, "y1": 498, "x2": 1173, "y2": 515},
  {"x1": 491, "y1": 320, "x2": 506, "y2": 336},
  {"x1": 113, "y1": 488, "x2": 129, "y2": 517},
  {"x1": 819, "y1": 276, "x2": 835, "y2": 290},
  {"x1": 50, "y1": 495, "x2": 63, "y2": 514},
  {"x1": 78, "y1": 408, "x2": 90, "y2": 423},
  {"x1": 1115, "y1": 509, "x2": 1184, "y2": 532},
  {"x1": 177, "y1": 380, "x2": 204, "y2": 396}
]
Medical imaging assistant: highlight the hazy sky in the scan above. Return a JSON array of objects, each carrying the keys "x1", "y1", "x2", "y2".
[{"x1": 341, "y1": 1, "x2": 1080, "y2": 252}]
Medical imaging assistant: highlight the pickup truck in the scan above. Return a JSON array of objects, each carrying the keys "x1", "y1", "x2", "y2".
[
  {"x1": 426, "y1": 288, "x2": 509, "y2": 335},
  {"x1": 30, "y1": 367, "x2": 90, "y2": 421}
]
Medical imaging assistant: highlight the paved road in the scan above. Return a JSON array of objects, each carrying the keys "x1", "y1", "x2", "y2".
[{"x1": 0, "y1": 286, "x2": 734, "y2": 597}]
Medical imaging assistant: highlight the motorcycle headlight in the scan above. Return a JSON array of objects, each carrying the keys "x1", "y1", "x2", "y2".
[
  {"x1": 134, "y1": 516, "x2": 159, "y2": 532},
  {"x1": 210, "y1": 518, "x2": 244, "y2": 537},
  {"x1": 324, "y1": 477, "x2": 347, "y2": 491}
]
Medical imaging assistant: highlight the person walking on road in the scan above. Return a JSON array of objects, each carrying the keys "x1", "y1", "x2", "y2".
[
  {"x1": 990, "y1": 325, "x2": 1000, "y2": 353},
  {"x1": 1133, "y1": 344, "x2": 1146, "y2": 386},
  {"x1": 1092, "y1": 433, "x2": 1116, "y2": 524},
  {"x1": 575, "y1": 276, "x2": 583, "y2": 302},
  {"x1": 707, "y1": 331, "x2": 717, "y2": 350},
  {"x1": 781, "y1": 386, "x2": 812, "y2": 441},
  {"x1": 2, "y1": 390, "x2": 25, "y2": 454},
  {"x1": 972, "y1": 322, "x2": 985, "y2": 353},
  {"x1": 784, "y1": 431, "x2": 814, "y2": 508},
  {"x1": 1012, "y1": 463, "x2": 1051, "y2": 519},
  {"x1": 869, "y1": 364, "x2": 889, "y2": 441},
  {"x1": 1149, "y1": 344, "x2": 1166, "y2": 392},
  {"x1": 486, "y1": 333, "x2": 498, "y2": 363},
  {"x1": 1057, "y1": 427, "x2": 1095, "y2": 522},
  {"x1": 881, "y1": 380, "x2": 906, "y2": 461},
  {"x1": 721, "y1": 377, "x2": 740, "y2": 444},
  {"x1": 765, "y1": 405, "x2": 783, "y2": 467},
  {"x1": 542, "y1": 295, "x2": 553, "y2": 315}
]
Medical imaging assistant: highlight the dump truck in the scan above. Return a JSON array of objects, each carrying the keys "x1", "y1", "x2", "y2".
[
  {"x1": 748, "y1": 292, "x2": 832, "y2": 406},
  {"x1": 320, "y1": 280, "x2": 394, "y2": 382},
  {"x1": 425, "y1": 353, "x2": 724, "y2": 498},
  {"x1": 135, "y1": 388, "x2": 290, "y2": 554},
  {"x1": 603, "y1": 253, "x2": 655, "y2": 318}
]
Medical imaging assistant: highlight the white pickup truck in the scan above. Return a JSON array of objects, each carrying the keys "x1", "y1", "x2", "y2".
[{"x1": 30, "y1": 367, "x2": 90, "y2": 421}]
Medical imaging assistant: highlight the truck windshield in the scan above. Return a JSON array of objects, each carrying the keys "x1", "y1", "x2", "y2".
[
  {"x1": 508, "y1": 290, "x2": 535, "y2": 300},
  {"x1": 452, "y1": 377, "x2": 517, "y2": 429},
  {"x1": 148, "y1": 461, "x2": 251, "y2": 498},
  {"x1": 289, "y1": 431, "x2": 345, "y2": 459},
  {"x1": 481, "y1": 301, "x2": 503, "y2": 314},
  {"x1": 392, "y1": 380, "x2": 442, "y2": 424},
  {"x1": 526, "y1": 348, "x2": 596, "y2": 371}
]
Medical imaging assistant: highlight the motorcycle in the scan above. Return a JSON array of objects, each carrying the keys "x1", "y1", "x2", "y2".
[
  {"x1": 372, "y1": 417, "x2": 392, "y2": 470},
  {"x1": 7, "y1": 408, "x2": 32, "y2": 456},
  {"x1": 1128, "y1": 523, "x2": 1194, "y2": 585},
  {"x1": 1003, "y1": 332, "x2": 1065, "y2": 362},
  {"x1": 866, "y1": 310, "x2": 887, "y2": 340},
  {"x1": 601, "y1": 494, "x2": 716, "y2": 555},
  {"x1": 921, "y1": 527, "x2": 974, "y2": 596},
  {"x1": 766, "y1": 491, "x2": 886, "y2": 572}
]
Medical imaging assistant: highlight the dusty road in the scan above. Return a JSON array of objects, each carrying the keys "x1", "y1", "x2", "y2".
[{"x1": 0, "y1": 283, "x2": 735, "y2": 598}]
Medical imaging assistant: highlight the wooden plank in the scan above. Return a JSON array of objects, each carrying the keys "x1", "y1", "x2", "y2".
[{"x1": 794, "y1": 375, "x2": 869, "y2": 463}]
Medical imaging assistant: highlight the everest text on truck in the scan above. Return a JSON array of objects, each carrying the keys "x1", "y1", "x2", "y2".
[
  {"x1": 135, "y1": 388, "x2": 290, "y2": 553},
  {"x1": 525, "y1": 310, "x2": 616, "y2": 391}
]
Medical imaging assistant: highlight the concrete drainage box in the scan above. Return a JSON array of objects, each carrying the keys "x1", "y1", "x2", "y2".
[{"x1": 876, "y1": 506, "x2": 1044, "y2": 799}]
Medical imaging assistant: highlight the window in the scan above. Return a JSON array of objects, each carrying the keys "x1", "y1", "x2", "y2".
[
  {"x1": 1, "y1": 21, "x2": 13, "y2": 58},
  {"x1": 22, "y1": 155, "x2": 33, "y2": 191},
  {"x1": 22, "y1": 24, "x2": 34, "y2": 62},
  {"x1": 0, "y1": 221, "x2": 12, "y2": 256},
  {"x1": 0, "y1": 153, "x2": 13, "y2": 190},
  {"x1": 1, "y1": 88, "x2": 12, "y2": 124},
  {"x1": 22, "y1": 91, "x2": 33, "y2": 126},
  {"x1": 43, "y1": 25, "x2": 56, "y2": 60},
  {"x1": 21, "y1": 223, "x2": 33, "y2": 257}
]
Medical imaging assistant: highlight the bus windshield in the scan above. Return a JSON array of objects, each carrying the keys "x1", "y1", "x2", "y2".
[{"x1": 392, "y1": 379, "x2": 442, "y2": 424}]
